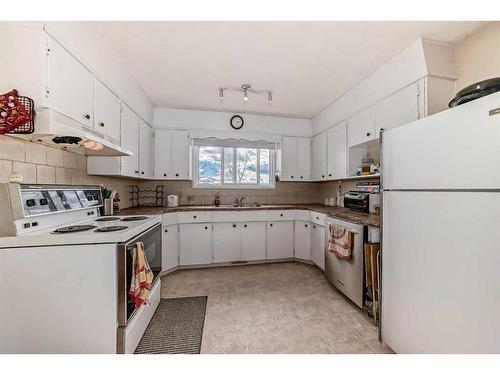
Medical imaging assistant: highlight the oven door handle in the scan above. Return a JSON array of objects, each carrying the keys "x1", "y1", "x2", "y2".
[{"x1": 122, "y1": 222, "x2": 161, "y2": 248}]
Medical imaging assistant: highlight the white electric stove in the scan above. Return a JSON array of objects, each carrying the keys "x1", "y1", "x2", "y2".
[{"x1": 0, "y1": 183, "x2": 162, "y2": 354}]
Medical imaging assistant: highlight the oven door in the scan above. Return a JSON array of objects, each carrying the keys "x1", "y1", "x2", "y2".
[{"x1": 117, "y1": 223, "x2": 162, "y2": 326}]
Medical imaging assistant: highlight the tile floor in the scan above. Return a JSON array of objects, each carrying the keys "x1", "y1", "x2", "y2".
[{"x1": 161, "y1": 261, "x2": 393, "y2": 354}]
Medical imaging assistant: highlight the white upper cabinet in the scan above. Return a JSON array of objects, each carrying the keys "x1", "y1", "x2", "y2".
[
  {"x1": 120, "y1": 104, "x2": 140, "y2": 177},
  {"x1": 281, "y1": 136, "x2": 298, "y2": 181},
  {"x1": 297, "y1": 137, "x2": 311, "y2": 181},
  {"x1": 312, "y1": 131, "x2": 327, "y2": 181},
  {"x1": 326, "y1": 121, "x2": 347, "y2": 180},
  {"x1": 375, "y1": 81, "x2": 421, "y2": 136},
  {"x1": 154, "y1": 130, "x2": 172, "y2": 179},
  {"x1": 47, "y1": 36, "x2": 94, "y2": 127},
  {"x1": 154, "y1": 129, "x2": 190, "y2": 180},
  {"x1": 281, "y1": 136, "x2": 311, "y2": 181},
  {"x1": 94, "y1": 80, "x2": 121, "y2": 141},
  {"x1": 347, "y1": 106, "x2": 376, "y2": 147},
  {"x1": 139, "y1": 120, "x2": 154, "y2": 178}
]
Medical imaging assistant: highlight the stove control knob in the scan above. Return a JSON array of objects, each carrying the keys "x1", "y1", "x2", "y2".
[{"x1": 26, "y1": 199, "x2": 36, "y2": 207}]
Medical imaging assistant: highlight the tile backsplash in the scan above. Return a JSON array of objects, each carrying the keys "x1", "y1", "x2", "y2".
[
  {"x1": 1, "y1": 135, "x2": 378, "y2": 210},
  {"x1": 0, "y1": 136, "x2": 137, "y2": 209}
]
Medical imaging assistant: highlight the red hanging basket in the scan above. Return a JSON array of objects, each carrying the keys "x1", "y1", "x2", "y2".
[{"x1": 0, "y1": 89, "x2": 35, "y2": 135}]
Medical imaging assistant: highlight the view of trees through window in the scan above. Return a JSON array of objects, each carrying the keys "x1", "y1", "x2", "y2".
[{"x1": 196, "y1": 145, "x2": 273, "y2": 187}]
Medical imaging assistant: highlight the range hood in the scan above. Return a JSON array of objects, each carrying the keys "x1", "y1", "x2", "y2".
[{"x1": 9, "y1": 109, "x2": 132, "y2": 156}]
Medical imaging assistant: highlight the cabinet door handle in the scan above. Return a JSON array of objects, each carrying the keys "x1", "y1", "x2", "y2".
[
  {"x1": 193, "y1": 215, "x2": 197, "y2": 219},
  {"x1": 291, "y1": 176, "x2": 294, "y2": 178},
  {"x1": 135, "y1": 170, "x2": 139, "y2": 174},
  {"x1": 84, "y1": 114, "x2": 91, "y2": 120},
  {"x1": 322, "y1": 175, "x2": 325, "y2": 178},
  {"x1": 270, "y1": 223, "x2": 273, "y2": 227},
  {"x1": 244, "y1": 224, "x2": 247, "y2": 228},
  {"x1": 163, "y1": 173, "x2": 167, "y2": 177},
  {"x1": 164, "y1": 229, "x2": 168, "y2": 233},
  {"x1": 204, "y1": 226, "x2": 208, "y2": 230},
  {"x1": 175, "y1": 173, "x2": 179, "y2": 177},
  {"x1": 232, "y1": 224, "x2": 236, "y2": 228},
  {"x1": 366, "y1": 132, "x2": 371, "y2": 137},
  {"x1": 99, "y1": 122, "x2": 105, "y2": 127},
  {"x1": 141, "y1": 171, "x2": 144, "y2": 175},
  {"x1": 300, "y1": 176, "x2": 303, "y2": 179},
  {"x1": 328, "y1": 173, "x2": 332, "y2": 177},
  {"x1": 305, "y1": 224, "x2": 308, "y2": 227},
  {"x1": 280, "y1": 213, "x2": 283, "y2": 217}
]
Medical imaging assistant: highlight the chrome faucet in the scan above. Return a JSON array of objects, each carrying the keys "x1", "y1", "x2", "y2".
[{"x1": 233, "y1": 197, "x2": 246, "y2": 207}]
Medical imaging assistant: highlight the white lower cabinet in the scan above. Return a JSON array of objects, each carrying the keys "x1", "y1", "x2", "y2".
[
  {"x1": 241, "y1": 222, "x2": 267, "y2": 261},
  {"x1": 311, "y1": 223, "x2": 325, "y2": 270},
  {"x1": 213, "y1": 222, "x2": 241, "y2": 263},
  {"x1": 161, "y1": 225, "x2": 179, "y2": 272},
  {"x1": 266, "y1": 221, "x2": 294, "y2": 260},
  {"x1": 294, "y1": 221, "x2": 311, "y2": 260},
  {"x1": 179, "y1": 223, "x2": 212, "y2": 266}
]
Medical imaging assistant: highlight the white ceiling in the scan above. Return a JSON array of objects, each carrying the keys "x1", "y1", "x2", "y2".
[{"x1": 95, "y1": 21, "x2": 485, "y2": 118}]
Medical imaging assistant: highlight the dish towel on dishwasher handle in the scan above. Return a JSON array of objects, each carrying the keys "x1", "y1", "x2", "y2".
[
  {"x1": 328, "y1": 223, "x2": 354, "y2": 260},
  {"x1": 129, "y1": 241, "x2": 154, "y2": 308}
]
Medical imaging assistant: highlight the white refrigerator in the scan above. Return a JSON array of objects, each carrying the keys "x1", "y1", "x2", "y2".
[{"x1": 381, "y1": 90, "x2": 500, "y2": 353}]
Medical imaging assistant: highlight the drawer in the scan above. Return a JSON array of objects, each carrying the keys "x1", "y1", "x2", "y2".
[
  {"x1": 177, "y1": 211, "x2": 213, "y2": 224},
  {"x1": 264, "y1": 210, "x2": 296, "y2": 221},
  {"x1": 162, "y1": 212, "x2": 178, "y2": 226},
  {"x1": 295, "y1": 210, "x2": 310, "y2": 221},
  {"x1": 310, "y1": 211, "x2": 326, "y2": 225}
]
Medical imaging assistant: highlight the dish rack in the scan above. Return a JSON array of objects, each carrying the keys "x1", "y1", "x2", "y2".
[{"x1": 129, "y1": 185, "x2": 165, "y2": 207}]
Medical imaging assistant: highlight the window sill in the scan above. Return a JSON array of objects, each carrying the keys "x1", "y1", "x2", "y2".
[{"x1": 192, "y1": 184, "x2": 276, "y2": 190}]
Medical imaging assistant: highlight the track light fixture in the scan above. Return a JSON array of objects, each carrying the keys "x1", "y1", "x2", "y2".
[{"x1": 218, "y1": 84, "x2": 273, "y2": 103}]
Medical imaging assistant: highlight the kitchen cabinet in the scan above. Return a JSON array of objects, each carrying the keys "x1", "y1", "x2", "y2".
[
  {"x1": 326, "y1": 121, "x2": 347, "y2": 180},
  {"x1": 120, "y1": 105, "x2": 140, "y2": 177},
  {"x1": 155, "y1": 129, "x2": 191, "y2": 180},
  {"x1": 311, "y1": 223, "x2": 325, "y2": 270},
  {"x1": 94, "y1": 79, "x2": 121, "y2": 141},
  {"x1": 266, "y1": 221, "x2": 294, "y2": 260},
  {"x1": 213, "y1": 222, "x2": 241, "y2": 263},
  {"x1": 154, "y1": 130, "x2": 172, "y2": 179},
  {"x1": 170, "y1": 130, "x2": 191, "y2": 180},
  {"x1": 311, "y1": 131, "x2": 327, "y2": 181},
  {"x1": 294, "y1": 221, "x2": 311, "y2": 260},
  {"x1": 86, "y1": 104, "x2": 141, "y2": 178},
  {"x1": 241, "y1": 222, "x2": 267, "y2": 261},
  {"x1": 297, "y1": 137, "x2": 311, "y2": 181},
  {"x1": 139, "y1": 120, "x2": 154, "y2": 178},
  {"x1": 281, "y1": 136, "x2": 311, "y2": 181},
  {"x1": 162, "y1": 225, "x2": 179, "y2": 272},
  {"x1": 281, "y1": 136, "x2": 298, "y2": 181},
  {"x1": 46, "y1": 36, "x2": 94, "y2": 128},
  {"x1": 347, "y1": 107, "x2": 376, "y2": 147},
  {"x1": 179, "y1": 223, "x2": 212, "y2": 266},
  {"x1": 375, "y1": 81, "x2": 421, "y2": 136}
]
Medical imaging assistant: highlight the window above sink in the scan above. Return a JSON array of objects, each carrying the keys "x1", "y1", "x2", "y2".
[{"x1": 192, "y1": 137, "x2": 276, "y2": 189}]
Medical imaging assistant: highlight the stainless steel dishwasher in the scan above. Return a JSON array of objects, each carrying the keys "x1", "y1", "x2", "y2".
[{"x1": 324, "y1": 216, "x2": 364, "y2": 308}]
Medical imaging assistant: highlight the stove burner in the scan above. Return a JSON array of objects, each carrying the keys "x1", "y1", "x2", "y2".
[
  {"x1": 95, "y1": 217, "x2": 121, "y2": 222},
  {"x1": 120, "y1": 216, "x2": 148, "y2": 222},
  {"x1": 94, "y1": 225, "x2": 128, "y2": 232},
  {"x1": 53, "y1": 225, "x2": 97, "y2": 233}
]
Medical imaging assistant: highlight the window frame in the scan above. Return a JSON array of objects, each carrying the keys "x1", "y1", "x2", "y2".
[{"x1": 192, "y1": 143, "x2": 276, "y2": 189}]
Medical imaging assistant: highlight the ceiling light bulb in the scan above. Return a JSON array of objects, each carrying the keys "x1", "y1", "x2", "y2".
[
  {"x1": 243, "y1": 91, "x2": 248, "y2": 102},
  {"x1": 268, "y1": 92, "x2": 273, "y2": 102},
  {"x1": 91, "y1": 142, "x2": 104, "y2": 151},
  {"x1": 83, "y1": 140, "x2": 96, "y2": 149}
]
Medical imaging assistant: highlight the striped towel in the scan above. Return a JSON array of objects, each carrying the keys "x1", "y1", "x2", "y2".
[
  {"x1": 129, "y1": 241, "x2": 154, "y2": 308},
  {"x1": 328, "y1": 223, "x2": 354, "y2": 260}
]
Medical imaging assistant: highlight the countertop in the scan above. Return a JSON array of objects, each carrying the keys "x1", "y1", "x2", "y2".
[{"x1": 120, "y1": 204, "x2": 380, "y2": 227}]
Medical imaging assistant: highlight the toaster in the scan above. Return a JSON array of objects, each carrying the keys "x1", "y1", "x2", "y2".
[{"x1": 343, "y1": 191, "x2": 369, "y2": 213}]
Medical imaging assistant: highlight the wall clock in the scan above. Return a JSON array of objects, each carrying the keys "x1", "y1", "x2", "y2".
[{"x1": 230, "y1": 115, "x2": 244, "y2": 130}]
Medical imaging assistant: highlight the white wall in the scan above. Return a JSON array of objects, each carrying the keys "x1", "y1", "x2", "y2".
[
  {"x1": 3, "y1": 21, "x2": 155, "y2": 124},
  {"x1": 311, "y1": 38, "x2": 455, "y2": 136},
  {"x1": 154, "y1": 107, "x2": 312, "y2": 138},
  {"x1": 454, "y1": 22, "x2": 500, "y2": 93}
]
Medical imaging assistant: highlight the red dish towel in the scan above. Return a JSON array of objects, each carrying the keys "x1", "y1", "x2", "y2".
[
  {"x1": 328, "y1": 223, "x2": 354, "y2": 260},
  {"x1": 129, "y1": 241, "x2": 154, "y2": 308}
]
